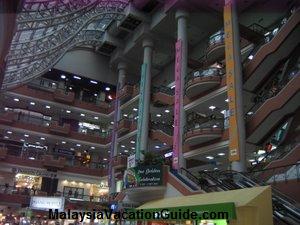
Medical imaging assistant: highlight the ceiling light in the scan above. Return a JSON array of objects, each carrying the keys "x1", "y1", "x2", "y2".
[
  {"x1": 131, "y1": 147, "x2": 135, "y2": 150},
  {"x1": 156, "y1": 114, "x2": 162, "y2": 117},
  {"x1": 4, "y1": 107, "x2": 8, "y2": 111},
  {"x1": 30, "y1": 102, "x2": 36, "y2": 106},
  {"x1": 49, "y1": 69, "x2": 52, "y2": 71},
  {"x1": 165, "y1": 109, "x2": 170, "y2": 113},
  {"x1": 66, "y1": 110, "x2": 71, "y2": 114},
  {"x1": 249, "y1": 159, "x2": 255, "y2": 162},
  {"x1": 214, "y1": 167, "x2": 218, "y2": 170},
  {"x1": 155, "y1": 145, "x2": 160, "y2": 149},
  {"x1": 52, "y1": 82, "x2": 56, "y2": 86},
  {"x1": 24, "y1": 134, "x2": 29, "y2": 137},
  {"x1": 105, "y1": 87, "x2": 111, "y2": 91},
  {"x1": 76, "y1": 144, "x2": 81, "y2": 147},
  {"x1": 163, "y1": 143, "x2": 167, "y2": 146},
  {"x1": 133, "y1": 108, "x2": 138, "y2": 112},
  {"x1": 213, "y1": 125, "x2": 218, "y2": 128},
  {"x1": 69, "y1": 87, "x2": 73, "y2": 90},
  {"x1": 91, "y1": 146, "x2": 95, "y2": 149},
  {"x1": 94, "y1": 116, "x2": 99, "y2": 120},
  {"x1": 70, "y1": 148, "x2": 75, "y2": 151},
  {"x1": 247, "y1": 111, "x2": 254, "y2": 115},
  {"x1": 110, "y1": 121, "x2": 114, "y2": 125},
  {"x1": 108, "y1": 95, "x2": 113, "y2": 100},
  {"x1": 121, "y1": 145, "x2": 125, "y2": 148},
  {"x1": 61, "y1": 75, "x2": 66, "y2": 79},
  {"x1": 225, "y1": 98, "x2": 229, "y2": 103},
  {"x1": 20, "y1": 139, "x2": 25, "y2": 142},
  {"x1": 206, "y1": 156, "x2": 214, "y2": 160},
  {"x1": 14, "y1": 98, "x2": 19, "y2": 102},
  {"x1": 29, "y1": 157, "x2": 35, "y2": 160},
  {"x1": 36, "y1": 142, "x2": 40, "y2": 145},
  {"x1": 7, "y1": 131, "x2": 12, "y2": 134},
  {"x1": 130, "y1": 141, "x2": 135, "y2": 144},
  {"x1": 90, "y1": 80, "x2": 98, "y2": 84},
  {"x1": 209, "y1": 106, "x2": 216, "y2": 110},
  {"x1": 124, "y1": 150, "x2": 129, "y2": 153},
  {"x1": 94, "y1": 93, "x2": 98, "y2": 97},
  {"x1": 171, "y1": 85, "x2": 175, "y2": 89},
  {"x1": 4, "y1": 136, "x2": 9, "y2": 139},
  {"x1": 62, "y1": 141, "x2": 66, "y2": 144},
  {"x1": 248, "y1": 55, "x2": 254, "y2": 60},
  {"x1": 73, "y1": 75, "x2": 81, "y2": 80},
  {"x1": 257, "y1": 150, "x2": 266, "y2": 155},
  {"x1": 46, "y1": 105, "x2": 51, "y2": 109},
  {"x1": 80, "y1": 113, "x2": 85, "y2": 117},
  {"x1": 221, "y1": 110, "x2": 226, "y2": 115},
  {"x1": 123, "y1": 114, "x2": 128, "y2": 117},
  {"x1": 40, "y1": 137, "x2": 45, "y2": 140},
  {"x1": 218, "y1": 153, "x2": 225, "y2": 156},
  {"x1": 103, "y1": 158, "x2": 108, "y2": 161}
]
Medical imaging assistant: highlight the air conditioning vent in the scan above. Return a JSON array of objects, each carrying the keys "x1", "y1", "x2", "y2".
[{"x1": 120, "y1": 15, "x2": 142, "y2": 31}]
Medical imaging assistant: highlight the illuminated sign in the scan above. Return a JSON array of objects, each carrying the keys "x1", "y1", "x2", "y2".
[{"x1": 30, "y1": 196, "x2": 65, "y2": 211}]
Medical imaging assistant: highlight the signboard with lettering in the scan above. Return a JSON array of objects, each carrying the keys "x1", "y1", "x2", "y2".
[
  {"x1": 30, "y1": 196, "x2": 65, "y2": 211},
  {"x1": 123, "y1": 165, "x2": 163, "y2": 188},
  {"x1": 127, "y1": 154, "x2": 136, "y2": 168},
  {"x1": 172, "y1": 40, "x2": 182, "y2": 170},
  {"x1": 224, "y1": 0, "x2": 240, "y2": 162}
]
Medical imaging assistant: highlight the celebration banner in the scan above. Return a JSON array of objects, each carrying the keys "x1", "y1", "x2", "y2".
[
  {"x1": 135, "y1": 63, "x2": 147, "y2": 161},
  {"x1": 172, "y1": 40, "x2": 182, "y2": 170},
  {"x1": 224, "y1": 0, "x2": 240, "y2": 161}
]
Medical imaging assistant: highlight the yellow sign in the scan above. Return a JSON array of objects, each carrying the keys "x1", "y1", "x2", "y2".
[{"x1": 224, "y1": 0, "x2": 240, "y2": 161}]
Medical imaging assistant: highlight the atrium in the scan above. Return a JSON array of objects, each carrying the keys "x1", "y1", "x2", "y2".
[{"x1": 0, "y1": 0, "x2": 299, "y2": 225}]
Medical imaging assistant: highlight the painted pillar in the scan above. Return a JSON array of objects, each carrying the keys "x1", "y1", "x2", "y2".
[
  {"x1": 108, "y1": 62, "x2": 127, "y2": 194},
  {"x1": 224, "y1": 0, "x2": 246, "y2": 172},
  {"x1": 173, "y1": 10, "x2": 188, "y2": 170},
  {"x1": 135, "y1": 38, "x2": 154, "y2": 162}
]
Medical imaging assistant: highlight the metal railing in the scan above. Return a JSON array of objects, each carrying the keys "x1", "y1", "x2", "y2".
[
  {"x1": 185, "y1": 67, "x2": 225, "y2": 86},
  {"x1": 185, "y1": 118, "x2": 224, "y2": 133},
  {"x1": 150, "y1": 121, "x2": 173, "y2": 136},
  {"x1": 152, "y1": 86, "x2": 174, "y2": 96}
]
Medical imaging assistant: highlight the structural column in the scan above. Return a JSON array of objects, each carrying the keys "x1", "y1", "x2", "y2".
[
  {"x1": 223, "y1": 0, "x2": 246, "y2": 172},
  {"x1": 108, "y1": 62, "x2": 127, "y2": 194},
  {"x1": 173, "y1": 10, "x2": 188, "y2": 170},
  {"x1": 135, "y1": 38, "x2": 154, "y2": 161}
]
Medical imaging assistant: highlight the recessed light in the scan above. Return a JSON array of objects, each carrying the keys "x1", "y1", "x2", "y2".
[
  {"x1": 62, "y1": 141, "x2": 66, "y2": 144},
  {"x1": 221, "y1": 110, "x2": 226, "y2": 115},
  {"x1": 66, "y1": 110, "x2": 71, "y2": 114},
  {"x1": 40, "y1": 137, "x2": 45, "y2": 140},
  {"x1": 248, "y1": 55, "x2": 254, "y2": 60},
  {"x1": 36, "y1": 142, "x2": 40, "y2": 145},
  {"x1": 206, "y1": 156, "x2": 214, "y2": 160},
  {"x1": 61, "y1": 75, "x2": 66, "y2": 79},
  {"x1": 123, "y1": 114, "x2": 128, "y2": 117},
  {"x1": 94, "y1": 93, "x2": 98, "y2": 97},
  {"x1": 76, "y1": 144, "x2": 81, "y2": 147},
  {"x1": 91, "y1": 146, "x2": 95, "y2": 149},
  {"x1": 155, "y1": 145, "x2": 160, "y2": 149},
  {"x1": 90, "y1": 80, "x2": 98, "y2": 84},
  {"x1": 73, "y1": 75, "x2": 81, "y2": 80},
  {"x1": 121, "y1": 145, "x2": 125, "y2": 148},
  {"x1": 80, "y1": 113, "x2": 85, "y2": 117},
  {"x1": 171, "y1": 85, "x2": 175, "y2": 89},
  {"x1": 24, "y1": 134, "x2": 29, "y2": 137},
  {"x1": 14, "y1": 98, "x2": 19, "y2": 102},
  {"x1": 124, "y1": 150, "x2": 129, "y2": 153},
  {"x1": 247, "y1": 111, "x2": 254, "y2": 115},
  {"x1": 108, "y1": 95, "x2": 113, "y2": 100},
  {"x1": 70, "y1": 148, "x2": 75, "y2": 151},
  {"x1": 214, "y1": 167, "x2": 218, "y2": 170},
  {"x1": 130, "y1": 141, "x2": 135, "y2": 144},
  {"x1": 209, "y1": 106, "x2": 216, "y2": 110},
  {"x1": 249, "y1": 159, "x2": 255, "y2": 162},
  {"x1": 213, "y1": 125, "x2": 218, "y2": 128},
  {"x1": 20, "y1": 139, "x2": 25, "y2": 142},
  {"x1": 131, "y1": 147, "x2": 135, "y2": 150},
  {"x1": 133, "y1": 108, "x2": 138, "y2": 112},
  {"x1": 165, "y1": 109, "x2": 170, "y2": 113},
  {"x1": 46, "y1": 105, "x2": 51, "y2": 109},
  {"x1": 110, "y1": 121, "x2": 114, "y2": 125},
  {"x1": 52, "y1": 82, "x2": 56, "y2": 86},
  {"x1": 30, "y1": 102, "x2": 36, "y2": 106},
  {"x1": 163, "y1": 143, "x2": 167, "y2": 146},
  {"x1": 225, "y1": 98, "x2": 229, "y2": 103},
  {"x1": 4, "y1": 107, "x2": 9, "y2": 111},
  {"x1": 105, "y1": 87, "x2": 111, "y2": 91},
  {"x1": 29, "y1": 157, "x2": 35, "y2": 160},
  {"x1": 69, "y1": 87, "x2": 73, "y2": 90},
  {"x1": 218, "y1": 153, "x2": 225, "y2": 156},
  {"x1": 4, "y1": 136, "x2": 9, "y2": 139},
  {"x1": 7, "y1": 131, "x2": 12, "y2": 134},
  {"x1": 156, "y1": 114, "x2": 162, "y2": 117},
  {"x1": 103, "y1": 158, "x2": 108, "y2": 161},
  {"x1": 257, "y1": 150, "x2": 266, "y2": 155},
  {"x1": 94, "y1": 116, "x2": 99, "y2": 120},
  {"x1": 49, "y1": 69, "x2": 52, "y2": 71}
]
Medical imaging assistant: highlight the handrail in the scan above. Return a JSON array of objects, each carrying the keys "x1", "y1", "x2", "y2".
[
  {"x1": 150, "y1": 121, "x2": 173, "y2": 136},
  {"x1": 185, "y1": 118, "x2": 224, "y2": 132},
  {"x1": 152, "y1": 86, "x2": 174, "y2": 96}
]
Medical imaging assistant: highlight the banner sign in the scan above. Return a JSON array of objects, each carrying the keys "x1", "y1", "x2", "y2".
[
  {"x1": 172, "y1": 39, "x2": 182, "y2": 170},
  {"x1": 127, "y1": 154, "x2": 136, "y2": 168},
  {"x1": 124, "y1": 165, "x2": 163, "y2": 189},
  {"x1": 135, "y1": 63, "x2": 147, "y2": 161},
  {"x1": 224, "y1": 0, "x2": 241, "y2": 161},
  {"x1": 30, "y1": 196, "x2": 65, "y2": 211}
]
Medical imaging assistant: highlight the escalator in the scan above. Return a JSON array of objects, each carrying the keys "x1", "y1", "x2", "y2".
[
  {"x1": 149, "y1": 121, "x2": 173, "y2": 146},
  {"x1": 244, "y1": 8, "x2": 300, "y2": 91},
  {"x1": 152, "y1": 86, "x2": 174, "y2": 106},
  {"x1": 192, "y1": 169, "x2": 300, "y2": 225}
]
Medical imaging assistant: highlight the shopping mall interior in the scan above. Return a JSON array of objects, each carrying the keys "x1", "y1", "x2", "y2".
[{"x1": 0, "y1": 0, "x2": 299, "y2": 225}]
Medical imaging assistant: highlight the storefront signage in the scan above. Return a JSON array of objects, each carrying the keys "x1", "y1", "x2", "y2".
[
  {"x1": 124, "y1": 165, "x2": 163, "y2": 188},
  {"x1": 30, "y1": 196, "x2": 65, "y2": 211},
  {"x1": 135, "y1": 63, "x2": 147, "y2": 161},
  {"x1": 224, "y1": 0, "x2": 240, "y2": 162},
  {"x1": 12, "y1": 168, "x2": 56, "y2": 178},
  {"x1": 173, "y1": 39, "x2": 182, "y2": 170},
  {"x1": 127, "y1": 154, "x2": 136, "y2": 168}
]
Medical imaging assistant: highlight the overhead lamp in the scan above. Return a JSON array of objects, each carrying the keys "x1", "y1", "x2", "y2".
[
  {"x1": 218, "y1": 153, "x2": 225, "y2": 156},
  {"x1": 248, "y1": 55, "x2": 254, "y2": 60},
  {"x1": 69, "y1": 87, "x2": 73, "y2": 90},
  {"x1": 62, "y1": 141, "x2": 66, "y2": 144},
  {"x1": 103, "y1": 158, "x2": 108, "y2": 161},
  {"x1": 171, "y1": 85, "x2": 175, "y2": 89},
  {"x1": 247, "y1": 111, "x2": 254, "y2": 115},
  {"x1": 4, "y1": 107, "x2": 9, "y2": 111},
  {"x1": 4, "y1": 136, "x2": 9, "y2": 139},
  {"x1": 121, "y1": 145, "x2": 125, "y2": 148},
  {"x1": 123, "y1": 114, "x2": 128, "y2": 117},
  {"x1": 209, "y1": 106, "x2": 216, "y2": 110},
  {"x1": 29, "y1": 157, "x2": 35, "y2": 160},
  {"x1": 90, "y1": 80, "x2": 98, "y2": 84},
  {"x1": 124, "y1": 150, "x2": 129, "y2": 153},
  {"x1": 249, "y1": 159, "x2": 255, "y2": 162},
  {"x1": 61, "y1": 75, "x2": 66, "y2": 79},
  {"x1": 131, "y1": 147, "x2": 135, "y2": 150},
  {"x1": 130, "y1": 141, "x2": 135, "y2": 144},
  {"x1": 155, "y1": 145, "x2": 160, "y2": 149},
  {"x1": 225, "y1": 98, "x2": 229, "y2": 103},
  {"x1": 165, "y1": 109, "x2": 170, "y2": 113},
  {"x1": 108, "y1": 95, "x2": 113, "y2": 100},
  {"x1": 76, "y1": 144, "x2": 81, "y2": 147},
  {"x1": 163, "y1": 142, "x2": 167, "y2": 146},
  {"x1": 80, "y1": 113, "x2": 85, "y2": 117},
  {"x1": 257, "y1": 150, "x2": 266, "y2": 155},
  {"x1": 36, "y1": 142, "x2": 40, "y2": 145},
  {"x1": 66, "y1": 110, "x2": 71, "y2": 114},
  {"x1": 52, "y1": 82, "x2": 56, "y2": 86},
  {"x1": 206, "y1": 156, "x2": 214, "y2": 160},
  {"x1": 221, "y1": 110, "x2": 226, "y2": 115},
  {"x1": 73, "y1": 75, "x2": 81, "y2": 80},
  {"x1": 105, "y1": 87, "x2": 111, "y2": 91},
  {"x1": 91, "y1": 146, "x2": 95, "y2": 149},
  {"x1": 133, "y1": 108, "x2": 138, "y2": 112},
  {"x1": 24, "y1": 134, "x2": 29, "y2": 137},
  {"x1": 214, "y1": 167, "x2": 218, "y2": 170},
  {"x1": 20, "y1": 139, "x2": 25, "y2": 142},
  {"x1": 7, "y1": 131, "x2": 12, "y2": 134},
  {"x1": 40, "y1": 137, "x2": 45, "y2": 140},
  {"x1": 94, "y1": 116, "x2": 99, "y2": 120},
  {"x1": 30, "y1": 102, "x2": 36, "y2": 106},
  {"x1": 213, "y1": 125, "x2": 218, "y2": 128},
  {"x1": 14, "y1": 98, "x2": 19, "y2": 102},
  {"x1": 110, "y1": 121, "x2": 114, "y2": 125},
  {"x1": 46, "y1": 105, "x2": 51, "y2": 109},
  {"x1": 156, "y1": 114, "x2": 162, "y2": 117}
]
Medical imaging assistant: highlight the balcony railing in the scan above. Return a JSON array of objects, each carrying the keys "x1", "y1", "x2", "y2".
[
  {"x1": 152, "y1": 86, "x2": 174, "y2": 96},
  {"x1": 150, "y1": 121, "x2": 173, "y2": 136}
]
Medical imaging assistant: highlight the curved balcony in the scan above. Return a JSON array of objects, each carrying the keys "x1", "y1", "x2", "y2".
[
  {"x1": 112, "y1": 155, "x2": 127, "y2": 169},
  {"x1": 49, "y1": 121, "x2": 71, "y2": 136},
  {"x1": 117, "y1": 118, "x2": 137, "y2": 136},
  {"x1": 42, "y1": 154, "x2": 66, "y2": 169},
  {"x1": 185, "y1": 68, "x2": 224, "y2": 98},
  {"x1": 246, "y1": 71, "x2": 300, "y2": 144},
  {"x1": 206, "y1": 30, "x2": 225, "y2": 64},
  {"x1": 184, "y1": 120, "x2": 224, "y2": 146},
  {"x1": 53, "y1": 89, "x2": 75, "y2": 104},
  {"x1": 118, "y1": 84, "x2": 134, "y2": 100},
  {"x1": 152, "y1": 86, "x2": 174, "y2": 106},
  {"x1": 150, "y1": 122, "x2": 173, "y2": 146}
]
